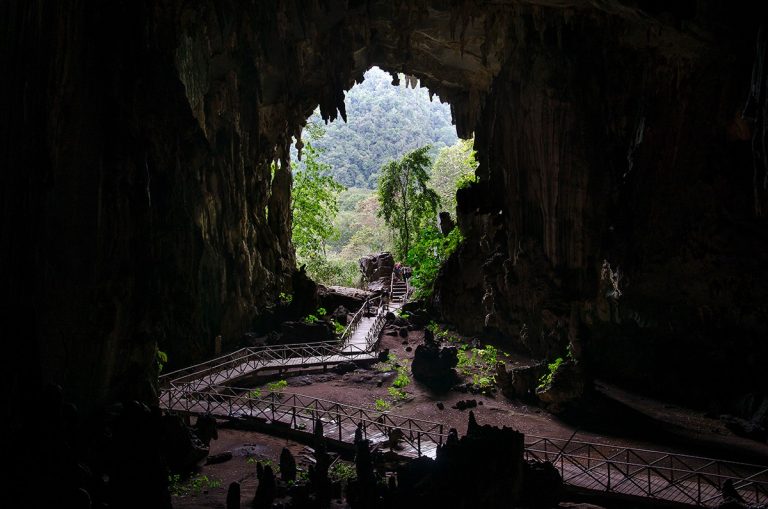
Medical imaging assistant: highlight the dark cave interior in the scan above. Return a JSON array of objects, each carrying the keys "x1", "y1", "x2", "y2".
[{"x1": 1, "y1": 1, "x2": 767, "y2": 507}]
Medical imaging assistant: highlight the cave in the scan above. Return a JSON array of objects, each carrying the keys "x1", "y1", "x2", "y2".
[{"x1": 2, "y1": 0, "x2": 767, "y2": 507}]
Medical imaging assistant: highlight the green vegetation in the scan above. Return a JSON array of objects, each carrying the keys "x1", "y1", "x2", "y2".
[
  {"x1": 169, "y1": 474, "x2": 221, "y2": 497},
  {"x1": 375, "y1": 398, "x2": 391, "y2": 411},
  {"x1": 329, "y1": 461, "x2": 357, "y2": 483},
  {"x1": 333, "y1": 320, "x2": 346, "y2": 335},
  {"x1": 279, "y1": 292, "x2": 293, "y2": 305},
  {"x1": 294, "y1": 67, "x2": 457, "y2": 188},
  {"x1": 266, "y1": 379, "x2": 288, "y2": 393},
  {"x1": 538, "y1": 357, "x2": 564, "y2": 390},
  {"x1": 248, "y1": 388, "x2": 263, "y2": 399},
  {"x1": 303, "y1": 314, "x2": 319, "y2": 324},
  {"x1": 377, "y1": 146, "x2": 440, "y2": 260},
  {"x1": 429, "y1": 323, "x2": 505, "y2": 392},
  {"x1": 406, "y1": 226, "x2": 463, "y2": 299},
  {"x1": 156, "y1": 348, "x2": 168, "y2": 374},
  {"x1": 388, "y1": 386, "x2": 408, "y2": 401},
  {"x1": 429, "y1": 138, "x2": 478, "y2": 213},
  {"x1": 287, "y1": 67, "x2": 478, "y2": 295},
  {"x1": 291, "y1": 126, "x2": 346, "y2": 282}
]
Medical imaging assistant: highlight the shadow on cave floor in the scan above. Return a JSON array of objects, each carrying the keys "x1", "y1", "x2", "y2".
[{"x1": 555, "y1": 382, "x2": 768, "y2": 465}]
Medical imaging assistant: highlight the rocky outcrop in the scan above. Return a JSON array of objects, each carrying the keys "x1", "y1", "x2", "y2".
[
  {"x1": 496, "y1": 362, "x2": 548, "y2": 401},
  {"x1": 2, "y1": 0, "x2": 765, "y2": 448},
  {"x1": 359, "y1": 252, "x2": 395, "y2": 291},
  {"x1": 536, "y1": 360, "x2": 587, "y2": 414},
  {"x1": 411, "y1": 332, "x2": 459, "y2": 392}
]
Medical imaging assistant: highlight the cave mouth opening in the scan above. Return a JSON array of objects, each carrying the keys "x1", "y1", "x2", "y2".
[{"x1": 288, "y1": 65, "x2": 476, "y2": 291}]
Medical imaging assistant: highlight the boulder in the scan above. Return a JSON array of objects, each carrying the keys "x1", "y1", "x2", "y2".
[
  {"x1": 496, "y1": 362, "x2": 548, "y2": 401},
  {"x1": 359, "y1": 252, "x2": 395, "y2": 289},
  {"x1": 536, "y1": 360, "x2": 586, "y2": 413},
  {"x1": 317, "y1": 285, "x2": 371, "y2": 313},
  {"x1": 438, "y1": 211, "x2": 455, "y2": 234},
  {"x1": 332, "y1": 361, "x2": 357, "y2": 374},
  {"x1": 331, "y1": 305, "x2": 350, "y2": 325},
  {"x1": 411, "y1": 339, "x2": 458, "y2": 392},
  {"x1": 279, "y1": 321, "x2": 334, "y2": 344}
]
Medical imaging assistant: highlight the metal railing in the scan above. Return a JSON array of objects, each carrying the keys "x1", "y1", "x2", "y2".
[
  {"x1": 340, "y1": 295, "x2": 384, "y2": 344},
  {"x1": 524, "y1": 435, "x2": 768, "y2": 507},
  {"x1": 161, "y1": 340, "x2": 377, "y2": 392},
  {"x1": 162, "y1": 386, "x2": 446, "y2": 457}
]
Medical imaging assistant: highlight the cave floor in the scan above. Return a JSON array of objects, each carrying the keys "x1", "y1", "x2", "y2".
[{"x1": 172, "y1": 329, "x2": 767, "y2": 508}]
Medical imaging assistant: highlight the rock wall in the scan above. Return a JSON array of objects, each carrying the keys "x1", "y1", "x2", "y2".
[
  {"x1": 433, "y1": 5, "x2": 768, "y2": 406},
  {"x1": 1, "y1": 0, "x2": 765, "y2": 422}
]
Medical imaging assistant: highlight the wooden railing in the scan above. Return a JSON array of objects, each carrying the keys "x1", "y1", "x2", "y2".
[
  {"x1": 524, "y1": 435, "x2": 768, "y2": 507},
  {"x1": 162, "y1": 386, "x2": 446, "y2": 457}
]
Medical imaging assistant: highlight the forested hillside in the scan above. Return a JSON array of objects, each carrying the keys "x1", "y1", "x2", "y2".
[
  {"x1": 290, "y1": 66, "x2": 475, "y2": 288},
  {"x1": 301, "y1": 67, "x2": 458, "y2": 188}
]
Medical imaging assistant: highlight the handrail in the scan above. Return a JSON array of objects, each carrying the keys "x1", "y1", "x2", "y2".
[{"x1": 523, "y1": 435, "x2": 768, "y2": 507}]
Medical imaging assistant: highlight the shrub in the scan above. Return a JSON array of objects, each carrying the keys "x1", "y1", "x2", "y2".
[
  {"x1": 329, "y1": 462, "x2": 357, "y2": 483},
  {"x1": 375, "y1": 398, "x2": 390, "y2": 411},
  {"x1": 169, "y1": 474, "x2": 221, "y2": 497},
  {"x1": 538, "y1": 357, "x2": 564, "y2": 390},
  {"x1": 266, "y1": 379, "x2": 288, "y2": 392}
]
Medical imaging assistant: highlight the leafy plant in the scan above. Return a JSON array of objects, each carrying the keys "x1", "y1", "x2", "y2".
[
  {"x1": 329, "y1": 461, "x2": 357, "y2": 483},
  {"x1": 156, "y1": 348, "x2": 168, "y2": 374},
  {"x1": 375, "y1": 398, "x2": 391, "y2": 411},
  {"x1": 392, "y1": 370, "x2": 410, "y2": 389},
  {"x1": 538, "y1": 357, "x2": 564, "y2": 390},
  {"x1": 375, "y1": 353, "x2": 398, "y2": 372},
  {"x1": 333, "y1": 320, "x2": 346, "y2": 335},
  {"x1": 388, "y1": 386, "x2": 408, "y2": 401},
  {"x1": 377, "y1": 145, "x2": 441, "y2": 260},
  {"x1": 169, "y1": 474, "x2": 221, "y2": 497},
  {"x1": 266, "y1": 379, "x2": 288, "y2": 393},
  {"x1": 316, "y1": 307, "x2": 327, "y2": 316},
  {"x1": 248, "y1": 388, "x2": 263, "y2": 399},
  {"x1": 406, "y1": 226, "x2": 463, "y2": 299},
  {"x1": 279, "y1": 292, "x2": 293, "y2": 305},
  {"x1": 304, "y1": 314, "x2": 319, "y2": 324}
]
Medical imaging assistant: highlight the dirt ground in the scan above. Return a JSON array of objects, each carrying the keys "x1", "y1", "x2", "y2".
[{"x1": 171, "y1": 328, "x2": 768, "y2": 508}]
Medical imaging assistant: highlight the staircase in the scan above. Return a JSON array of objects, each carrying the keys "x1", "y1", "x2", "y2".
[{"x1": 389, "y1": 271, "x2": 409, "y2": 304}]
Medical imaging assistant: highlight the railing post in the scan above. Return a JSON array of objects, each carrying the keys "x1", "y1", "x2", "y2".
[
  {"x1": 271, "y1": 392, "x2": 275, "y2": 422},
  {"x1": 697, "y1": 474, "x2": 702, "y2": 505},
  {"x1": 417, "y1": 432, "x2": 421, "y2": 457},
  {"x1": 338, "y1": 404, "x2": 342, "y2": 442},
  {"x1": 607, "y1": 462, "x2": 611, "y2": 491},
  {"x1": 439, "y1": 424, "x2": 443, "y2": 446}
]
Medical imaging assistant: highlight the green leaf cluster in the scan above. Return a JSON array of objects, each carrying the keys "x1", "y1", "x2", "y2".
[
  {"x1": 406, "y1": 226, "x2": 463, "y2": 299},
  {"x1": 377, "y1": 146, "x2": 441, "y2": 260},
  {"x1": 291, "y1": 141, "x2": 345, "y2": 261},
  {"x1": 292, "y1": 67, "x2": 457, "y2": 189}
]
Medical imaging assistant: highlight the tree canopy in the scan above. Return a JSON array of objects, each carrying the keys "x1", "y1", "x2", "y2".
[
  {"x1": 291, "y1": 142, "x2": 345, "y2": 261},
  {"x1": 429, "y1": 138, "x2": 478, "y2": 214},
  {"x1": 377, "y1": 146, "x2": 440, "y2": 260},
  {"x1": 296, "y1": 67, "x2": 457, "y2": 188}
]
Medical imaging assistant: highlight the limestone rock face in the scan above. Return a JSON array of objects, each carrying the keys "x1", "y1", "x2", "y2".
[{"x1": 2, "y1": 0, "x2": 766, "y2": 422}]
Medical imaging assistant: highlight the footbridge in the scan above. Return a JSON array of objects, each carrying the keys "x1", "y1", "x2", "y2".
[{"x1": 158, "y1": 274, "x2": 767, "y2": 507}]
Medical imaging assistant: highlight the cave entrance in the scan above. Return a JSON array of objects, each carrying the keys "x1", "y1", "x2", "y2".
[{"x1": 290, "y1": 66, "x2": 476, "y2": 292}]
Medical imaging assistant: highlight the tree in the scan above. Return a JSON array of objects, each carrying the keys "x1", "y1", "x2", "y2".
[
  {"x1": 430, "y1": 138, "x2": 478, "y2": 214},
  {"x1": 377, "y1": 146, "x2": 440, "y2": 260},
  {"x1": 291, "y1": 141, "x2": 345, "y2": 261}
]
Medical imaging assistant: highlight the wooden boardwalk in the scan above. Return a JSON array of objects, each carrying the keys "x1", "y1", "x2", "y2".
[{"x1": 158, "y1": 277, "x2": 768, "y2": 507}]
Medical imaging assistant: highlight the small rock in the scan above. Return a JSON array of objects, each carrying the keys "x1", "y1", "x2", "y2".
[
  {"x1": 206, "y1": 451, "x2": 233, "y2": 465},
  {"x1": 332, "y1": 361, "x2": 357, "y2": 374},
  {"x1": 452, "y1": 399, "x2": 478, "y2": 411},
  {"x1": 436, "y1": 402, "x2": 445, "y2": 410},
  {"x1": 405, "y1": 346, "x2": 412, "y2": 352}
]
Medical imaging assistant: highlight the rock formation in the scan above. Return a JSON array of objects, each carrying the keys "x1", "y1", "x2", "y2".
[{"x1": 3, "y1": 3, "x2": 767, "y2": 501}]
